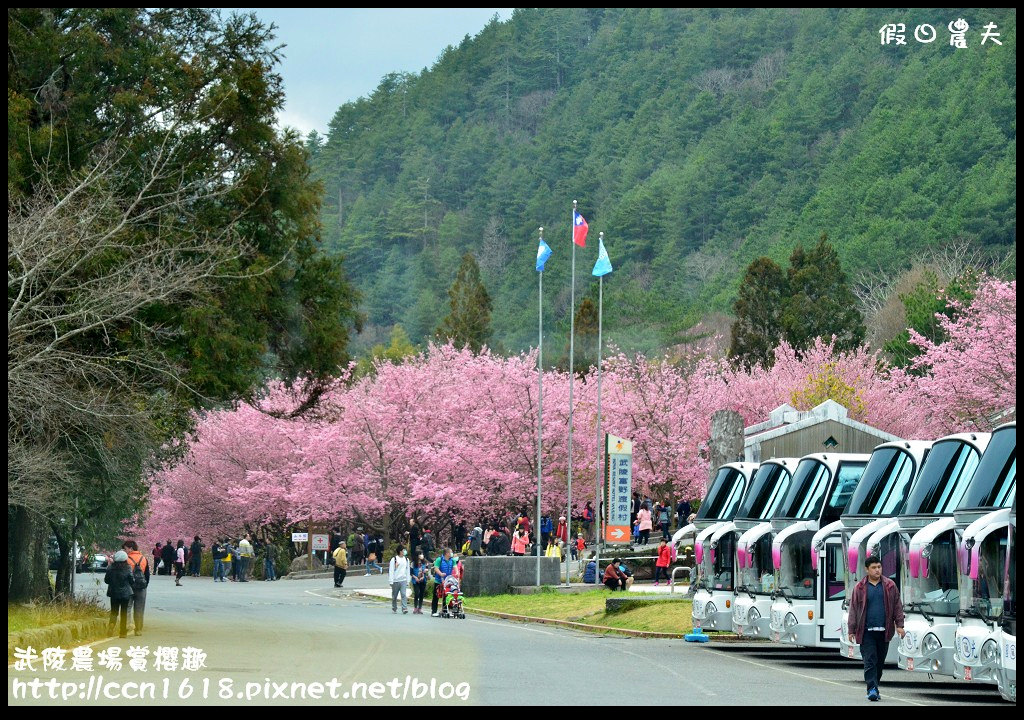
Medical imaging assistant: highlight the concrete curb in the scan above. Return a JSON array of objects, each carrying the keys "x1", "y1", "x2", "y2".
[
  {"x1": 288, "y1": 565, "x2": 376, "y2": 580},
  {"x1": 8, "y1": 618, "x2": 109, "y2": 658},
  {"x1": 605, "y1": 595, "x2": 687, "y2": 612}
]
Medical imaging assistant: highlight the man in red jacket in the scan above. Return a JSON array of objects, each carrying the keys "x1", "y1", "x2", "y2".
[{"x1": 847, "y1": 555, "x2": 906, "y2": 701}]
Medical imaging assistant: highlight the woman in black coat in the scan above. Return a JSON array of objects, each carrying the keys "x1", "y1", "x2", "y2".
[{"x1": 105, "y1": 550, "x2": 135, "y2": 638}]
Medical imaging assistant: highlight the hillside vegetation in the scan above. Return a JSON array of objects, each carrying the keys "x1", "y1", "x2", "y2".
[{"x1": 311, "y1": 8, "x2": 1016, "y2": 354}]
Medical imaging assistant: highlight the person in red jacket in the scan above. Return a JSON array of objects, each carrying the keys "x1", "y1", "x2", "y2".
[
  {"x1": 654, "y1": 538, "x2": 672, "y2": 586},
  {"x1": 847, "y1": 555, "x2": 906, "y2": 701},
  {"x1": 518, "y1": 512, "x2": 532, "y2": 537},
  {"x1": 573, "y1": 534, "x2": 586, "y2": 561},
  {"x1": 555, "y1": 516, "x2": 568, "y2": 544},
  {"x1": 603, "y1": 562, "x2": 628, "y2": 591}
]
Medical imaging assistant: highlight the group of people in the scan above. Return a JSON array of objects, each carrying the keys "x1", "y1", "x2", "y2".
[
  {"x1": 209, "y1": 535, "x2": 273, "y2": 583},
  {"x1": 407, "y1": 510, "x2": 592, "y2": 564},
  {"x1": 386, "y1": 546, "x2": 464, "y2": 617},
  {"x1": 330, "y1": 528, "x2": 386, "y2": 574},
  {"x1": 631, "y1": 495, "x2": 692, "y2": 546},
  {"x1": 151, "y1": 534, "x2": 277, "y2": 585},
  {"x1": 592, "y1": 536, "x2": 677, "y2": 591},
  {"x1": 329, "y1": 531, "x2": 463, "y2": 619},
  {"x1": 151, "y1": 538, "x2": 190, "y2": 586}
]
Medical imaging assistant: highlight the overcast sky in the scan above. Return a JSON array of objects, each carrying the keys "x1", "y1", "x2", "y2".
[{"x1": 234, "y1": 8, "x2": 514, "y2": 137}]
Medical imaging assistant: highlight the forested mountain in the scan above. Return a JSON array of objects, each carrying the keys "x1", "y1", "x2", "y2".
[{"x1": 311, "y1": 8, "x2": 1016, "y2": 355}]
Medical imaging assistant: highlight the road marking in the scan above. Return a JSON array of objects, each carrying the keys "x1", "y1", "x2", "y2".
[
  {"x1": 595, "y1": 643, "x2": 717, "y2": 698},
  {"x1": 466, "y1": 618, "x2": 556, "y2": 636},
  {"x1": 303, "y1": 588, "x2": 389, "y2": 676},
  {"x1": 706, "y1": 648, "x2": 926, "y2": 706}
]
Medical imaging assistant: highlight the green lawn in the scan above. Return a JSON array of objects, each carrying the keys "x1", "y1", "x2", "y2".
[
  {"x1": 8, "y1": 600, "x2": 106, "y2": 634},
  {"x1": 463, "y1": 589, "x2": 694, "y2": 634}
]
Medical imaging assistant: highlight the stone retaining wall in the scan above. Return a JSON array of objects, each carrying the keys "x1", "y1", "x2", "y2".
[
  {"x1": 604, "y1": 595, "x2": 686, "y2": 613},
  {"x1": 461, "y1": 556, "x2": 560, "y2": 596},
  {"x1": 8, "y1": 618, "x2": 109, "y2": 658}
]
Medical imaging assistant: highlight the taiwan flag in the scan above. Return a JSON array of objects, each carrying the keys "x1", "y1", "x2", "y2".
[{"x1": 573, "y1": 211, "x2": 588, "y2": 248}]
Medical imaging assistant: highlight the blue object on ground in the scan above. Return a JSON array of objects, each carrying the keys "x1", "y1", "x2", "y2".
[{"x1": 684, "y1": 631, "x2": 709, "y2": 643}]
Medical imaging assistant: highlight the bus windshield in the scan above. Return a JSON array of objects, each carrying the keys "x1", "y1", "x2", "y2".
[
  {"x1": 959, "y1": 530, "x2": 1007, "y2": 621},
  {"x1": 712, "y1": 533, "x2": 736, "y2": 591},
  {"x1": 845, "y1": 448, "x2": 917, "y2": 516},
  {"x1": 776, "y1": 530, "x2": 816, "y2": 599},
  {"x1": 901, "y1": 530, "x2": 959, "y2": 617},
  {"x1": 738, "y1": 533, "x2": 775, "y2": 596},
  {"x1": 1005, "y1": 511, "x2": 1016, "y2": 630},
  {"x1": 774, "y1": 460, "x2": 830, "y2": 521},
  {"x1": 820, "y1": 462, "x2": 867, "y2": 525},
  {"x1": 735, "y1": 463, "x2": 792, "y2": 520},
  {"x1": 958, "y1": 427, "x2": 1015, "y2": 511},
  {"x1": 903, "y1": 441, "x2": 981, "y2": 515},
  {"x1": 697, "y1": 467, "x2": 747, "y2": 521}
]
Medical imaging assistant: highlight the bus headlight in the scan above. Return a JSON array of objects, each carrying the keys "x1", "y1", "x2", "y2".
[
  {"x1": 748, "y1": 607, "x2": 761, "y2": 623},
  {"x1": 923, "y1": 633, "x2": 941, "y2": 655},
  {"x1": 785, "y1": 612, "x2": 798, "y2": 630},
  {"x1": 982, "y1": 640, "x2": 999, "y2": 666},
  {"x1": 706, "y1": 602, "x2": 718, "y2": 617}
]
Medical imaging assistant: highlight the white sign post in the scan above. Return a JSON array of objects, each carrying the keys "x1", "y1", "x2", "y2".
[{"x1": 604, "y1": 434, "x2": 633, "y2": 545}]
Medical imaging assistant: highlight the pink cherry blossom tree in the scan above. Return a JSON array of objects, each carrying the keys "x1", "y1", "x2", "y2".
[
  {"x1": 906, "y1": 277, "x2": 1016, "y2": 433},
  {"x1": 142, "y1": 310, "x2": 996, "y2": 548}
]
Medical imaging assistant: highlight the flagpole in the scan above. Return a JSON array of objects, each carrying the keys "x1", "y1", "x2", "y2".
[
  {"x1": 536, "y1": 227, "x2": 544, "y2": 588},
  {"x1": 594, "y1": 232, "x2": 605, "y2": 584},
  {"x1": 566, "y1": 200, "x2": 577, "y2": 586}
]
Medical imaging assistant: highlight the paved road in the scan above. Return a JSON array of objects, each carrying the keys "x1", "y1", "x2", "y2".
[{"x1": 9, "y1": 571, "x2": 1010, "y2": 705}]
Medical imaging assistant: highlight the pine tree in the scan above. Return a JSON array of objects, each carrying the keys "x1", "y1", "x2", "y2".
[
  {"x1": 560, "y1": 297, "x2": 600, "y2": 373},
  {"x1": 728, "y1": 257, "x2": 787, "y2": 368},
  {"x1": 437, "y1": 253, "x2": 493, "y2": 352},
  {"x1": 883, "y1": 269, "x2": 977, "y2": 370},
  {"x1": 782, "y1": 235, "x2": 865, "y2": 353},
  {"x1": 357, "y1": 325, "x2": 418, "y2": 376}
]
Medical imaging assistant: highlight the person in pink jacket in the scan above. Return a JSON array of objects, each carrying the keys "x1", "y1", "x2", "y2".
[
  {"x1": 636, "y1": 506, "x2": 652, "y2": 545},
  {"x1": 511, "y1": 528, "x2": 530, "y2": 556},
  {"x1": 654, "y1": 538, "x2": 672, "y2": 586}
]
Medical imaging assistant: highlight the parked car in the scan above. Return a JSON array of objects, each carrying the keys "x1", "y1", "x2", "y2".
[{"x1": 76, "y1": 553, "x2": 109, "y2": 573}]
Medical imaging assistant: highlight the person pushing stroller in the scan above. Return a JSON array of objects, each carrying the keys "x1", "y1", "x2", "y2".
[{"x1": 431, "y1": 548, "x2": 457, "y2": 617}]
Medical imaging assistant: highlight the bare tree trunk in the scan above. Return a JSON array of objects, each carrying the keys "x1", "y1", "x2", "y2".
[
  {"x1": 709, "y1": 410, "x2": 745, "y2": 478},
  {"x1": 51, "y1": 520, "x2": 74, "y2": 598},
  {"x1": 8, "y1": 506, "x2": 52, "y2": 602}
]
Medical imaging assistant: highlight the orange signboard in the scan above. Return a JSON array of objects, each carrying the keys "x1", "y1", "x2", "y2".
[{"x1": 605, "y1": 525, "x2": 630, "y2": 543}]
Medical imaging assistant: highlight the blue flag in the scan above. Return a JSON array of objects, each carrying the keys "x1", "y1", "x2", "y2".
[
  {"x1": 536, "y1": 237, "x2": 552, "y2": 272},
  {"x1": 592, "y1": 236, "x2": 613, "y2": 277}
]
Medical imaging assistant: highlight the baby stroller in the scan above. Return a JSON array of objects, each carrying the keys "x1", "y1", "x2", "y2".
[{"x1": 440, "y1": 576, "x2": 465, "y2": 619}]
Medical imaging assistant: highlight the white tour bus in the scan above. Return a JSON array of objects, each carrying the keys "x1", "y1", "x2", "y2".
[
  {"x1": 996, "y1": 498, "x2": 1016, "y2": 702},
  {"x1": 767, "y1": 453, "x2": 870, "y2": 647},
  {"x1": 690, "y1": 462, "x2": 759, "y2": 632},
  {"x1": 838, "y1": 440, "x2": 933, "y2": 661},
  {"x1": 953, "y1": 422, "x2": 1015, "y2": 684},
  {"x1": 730, "y1": 458, "x2": 799, "y2": 638},
  {"x1": 897, "y1": 432, "x2": 992, "y2": 675}
]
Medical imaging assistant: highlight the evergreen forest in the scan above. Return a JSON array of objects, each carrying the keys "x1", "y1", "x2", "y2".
[{"x1": 310, "y1": 8, "x2": 1016, "y2": 356}]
